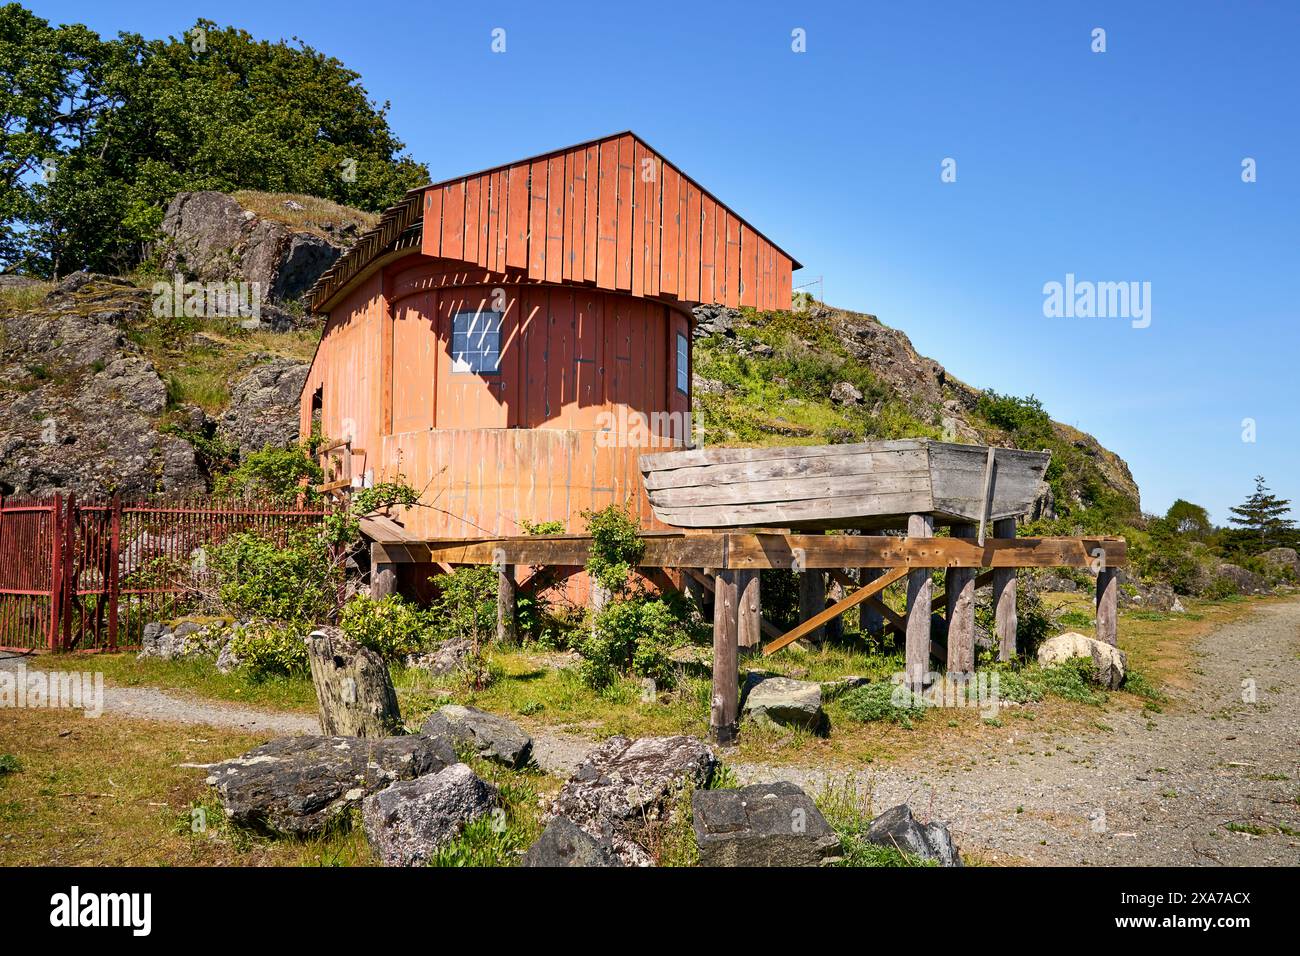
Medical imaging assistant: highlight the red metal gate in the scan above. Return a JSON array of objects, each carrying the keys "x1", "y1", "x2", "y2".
[{"x1": 0, "y1": 495, "x2": 328, "y2": 652}]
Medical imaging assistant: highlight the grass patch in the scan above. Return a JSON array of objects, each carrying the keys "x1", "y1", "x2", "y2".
[
  {"x1": 815, "y1": 779, "x2": 936, "y2": 867},
  {"x1": 232, "y1": 190, "x2": 378, "y2": 238}
]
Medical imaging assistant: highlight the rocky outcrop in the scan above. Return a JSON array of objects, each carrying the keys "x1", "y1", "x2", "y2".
[
  {"x1": 1037, "y1": 631, "x2": 1128, "y2": 689},
  {"x1": 1212, "y1": 562, "x2": 1271, "y2": 595},
  {"x1": 546, "y1": 735, "x2": 717, "y2": 866},
  {"x1": 522, "y1": 816, "x2": 624, "y2": 867},
  {"x1": 692, "y1": 782, "x2": 841, "y2": 866},
  {"x1": 158, "y1": 191, "x2": 350, "y2": 306},
  {"x1": 206, "y1": 734, "x2": 456, "y2": 836},
  {"x1": 1260, "y1": 548, "x2": 1300, "y2": 580},
  {"x1": 138, "y1": 618, "x2": 230, "y2": 662},
  {"x1": 866, "y1": 804, "x2": 962, "y2": 866},
  {"x1": 421, "y1": 704, "x2": 533, "y2": 768},
  {"x1": 0, "y1": 273, "x2": 204, "y2": 498},
  {"x1": 741, "y1": 673, "x2": 827, "y2": 732},
  {"x1": 216, "y1": 358, "x2": 309, "y2": 458},
  {"x1": 361, "y1": 763, "x2": 498, "y2": 866}
]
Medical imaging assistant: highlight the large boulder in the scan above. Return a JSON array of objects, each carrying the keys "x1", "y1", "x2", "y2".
[
  {"x1": 0, "y1": 274, "x2": 205, "y2": 498},
  {"x1": 1212, "y1": 562, "x2": 1271, "y2": 595},
  {"x1": 361, "y1": 763, "x2": 498, "y2": 867},
  {"x1": 741, "y1": 674, "x2": 827, "y2": 732},
  {"x1": 1259, "y1": 548, "x2": 1300, "y2": 579},
  {"x1": 404, "y1": 637, "x2": 473, "y2": 677},
  {"x1": 692, "y1": 782, "x2": 841, "y2": 867},
  {"x1": 866, "y1": 804, "x2": 962, "y2": 866},
  {"x1": 1037, "y1": 631, "x2": 1128, "y2": 689},
  {"x1": 158, "y1": 191, "x2": 349, "y2": 305},
  {"x1": 547, "y1": 735, "x2": 717, "y2": 866},
  {"x1": 522, "y1": 816, "x2": 624, "y2": 867},
  {"x1": 137, "y1": 618, "x2": 226, "y2": 662},
  {"x1": 206, "y1": 734, "x2": 454, "y2": 836},
  {"x1": 216, "y1": 357, "x2": 310, "y2": 458},
  {"x1": 421, "y1": 704, "x2": 533, "y2": 768}
]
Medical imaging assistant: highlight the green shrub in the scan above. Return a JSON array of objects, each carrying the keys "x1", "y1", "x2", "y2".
[
  {"x1": 338, "y1": 594, "x2": 432, "y2": 660},
  {"x1": 0, "y1": 754, "x2": 21, "y2": 777},
  {"x1": 582, "y1": 503, "x2": 644, "y2": 595},
  {"x1": 227, "y1": 622, "x2": 309, "y2": 678},
  {"x1": 520, "y1": 519, "x2": 565, "y2": 535},
  {"x1": 579, "y1": 593, "x2": 702, "y2": 690},
  {"x1": 430, "y1": 566, "x2": 498, "y2": 645},
  {"x1": 839, "y1": 681, "x2": 928, "y2": 728},
  {"x1": 209, "y1": 527, "x2": 340, "y2": 624},
  {"x1": 214, "y1": 444, "x2": 321, "y2": 503}
]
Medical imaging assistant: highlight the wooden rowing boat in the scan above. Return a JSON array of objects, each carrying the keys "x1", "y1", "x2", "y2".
[{"x1": 637, "y1": 439, "x2": 1051, "y2": 530}]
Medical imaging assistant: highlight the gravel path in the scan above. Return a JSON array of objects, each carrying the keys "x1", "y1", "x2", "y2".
[
  {"x1": 0, "y1": 654, "x2": 318, "y2": 736},
  {"x1": 4, "y1": 598, "x2": 1296, "y2": 865},
  {"x1": 730, "y1": 598, "x2": 1300, "y2": 865}
]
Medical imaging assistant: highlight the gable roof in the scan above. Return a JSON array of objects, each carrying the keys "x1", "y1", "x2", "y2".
[{"x1": 305, "y1": 131, "x2": 799, "y2": 313}]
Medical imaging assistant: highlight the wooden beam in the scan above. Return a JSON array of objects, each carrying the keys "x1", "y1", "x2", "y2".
[
  {"x1": 946, "y1": 524, "x2": 977, "y2": 675},
  {"x1": 737, "y1": 569, "x2": 762, "y2": 649},
  {"x1": 798, "y1": 570, "x2": 827, "y2": 645},
  {"x1": 1096, "y1": 566, "x2": 1119, "y2": 647},
  {"x1": 763, "y1": 567, "x2": 908, "y2": 656},
  {"x1": 370, "y1": 543, "x2": 396, "y2": 599},
  {"x1": 497, "y1": 565, "x2": 517, "y2": 646},
  {"x1": 711, "y1": 570, "x2": 740, "y2": 744},
  {"x1": 859, "y1": 568, "x2": 884, "y2": 635},
  {"x1": 905, "y1": 514, "x2": 934, "y2": 689},
  {"x1": 992, "y1": 517, "x2": 1018, "y2": 661}
]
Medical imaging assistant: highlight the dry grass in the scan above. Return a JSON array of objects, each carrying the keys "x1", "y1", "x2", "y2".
[
  {"x1": 232, "y1": 191, "x2": 377, "y2": 238},
  {"x1": 0, "y1": 708, "x2": 372, "y2": 866}
]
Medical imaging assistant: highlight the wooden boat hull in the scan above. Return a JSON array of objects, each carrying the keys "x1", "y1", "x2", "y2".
[{"x1": 637, "y1": 440, "x2": 1051, "y2": 530}]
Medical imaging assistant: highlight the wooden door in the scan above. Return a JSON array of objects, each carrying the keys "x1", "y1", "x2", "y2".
[
  {"x1": 436, "y1": 287, "x2": 512, "y2": 429},
  {"x1": 390, "y1": 292, "x2": 437, "y2": 435}
]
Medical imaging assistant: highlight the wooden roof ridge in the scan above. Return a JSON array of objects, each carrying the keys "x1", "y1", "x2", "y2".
[{"x1": 304, "y1": 129, "x2": 800, "y2": 313}]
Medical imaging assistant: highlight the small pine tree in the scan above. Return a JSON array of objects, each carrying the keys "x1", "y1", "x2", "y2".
[{"x1": 1226, "y1": 476, "x2": 1296, "y2": 554}]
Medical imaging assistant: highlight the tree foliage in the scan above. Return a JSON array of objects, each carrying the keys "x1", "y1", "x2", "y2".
[
  {"x1": 1, "y1": 6, "x2": 428, "y2": 276},
  {"x1": 1224, "y1": 476, "x2": 1296, "y2": 555}
]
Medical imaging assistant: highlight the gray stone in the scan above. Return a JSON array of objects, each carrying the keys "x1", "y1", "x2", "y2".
[
  {"x1": 421, "y1": 704, "x2": 533, "y2": 768},
  {"x1": 1038, "y1": 631, "x2": 1127, "y2": 689},
  {"x1": 522, "y1": 816, "x2": 624, "y2": 867},
  {"x1": 404, "y1": 637, "x2": 473, "y2": 676},
  {"x1": 1210, "y1": 563, "x2": 1270, "y2": 596},
  {"x1": 866, "y1": 804, "x2": 963, "y2": 866},
  {"x1": 1260, "y1": 547, "x2": 1300, "y2": 579},
  {"x1": 830, "y1": 381, "x2": 863, "y2": 405},
  {"x1": 361, "y1": 763, "x2": 498, "y2": 867},
  {"x1": 693, "y1": 782, "x2": 841, "y2": 866},
  {"x1": 216, "y1": 357, "x2": 310, "y2": 459},
  {"x1": 741, "y1": 673, "x2": 826, "y2": 732},
  {"x1": 206, "y1": 734, "x2": 455, "y2": 837},
  {"x1": 547, "y1": 735, "x2": 717, "y2": 866}
]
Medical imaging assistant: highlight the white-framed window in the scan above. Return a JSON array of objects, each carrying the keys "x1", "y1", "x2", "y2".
[
  {"x1": 675, "y1": 332, "x2": 689, "y2": 394},
  {"x1": 451, "y1": 309, "x2": 502, "y2": 373}
]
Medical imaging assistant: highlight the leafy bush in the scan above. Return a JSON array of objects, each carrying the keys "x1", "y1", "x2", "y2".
[
  {"x1": 583, "y1": 503, "x2": 644, "y2": 595},
  {"x1": 339, "y1": 594, "x2": 432, "y2": 660},
  {"x1": 209, "y1": 527, "x2": 340, "y2": 624},
  {"x1": 214, "y1": 444, "x2": 321, "y2": 503},
  {"x1": 0, "y1": 754, "x2": 21, "y2": 777},
  {"x1": 520, "y1": 519, "x2": 565, "y2": 535},
  {"x1": 227, "y1": 622, "x2": 309, "y2": 678},
  {"x1": 839, "y1": 681, "x2": 928, "y2": 728},
  {"x1": 429, "y1": 566, "x2": 498, "y2": 646},
  {"x1": 580, "y1": 593, "x2": 702, "y2": 690}
]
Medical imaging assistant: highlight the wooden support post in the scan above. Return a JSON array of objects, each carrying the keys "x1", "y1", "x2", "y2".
[
  {"x1": 370, "y1": 542, "x2": 397, "y2": 599},
  {"x1": 1096, "y1": 565, "x2": 1119, "y2": 647},
  {"x1": 904, "y1": 513, "x2": 934, "y2": 689},
  {"x1": 946, "y1": 523, "x2": 977, "y2": 676},
  {"x1": 824, "y1": 576, "x2": 845, "y2": 643},
  {"x1": 711, "y1": 569, "x2": 740, "y2": 745},
  {"x1": 991, "y1": 517, "x2": 1018, "y2": 661},
  {"x1": 684, "y1": 568, "x2": 713, "y2": 616},
  {"x1": 497, "y1": 564, "x2": 517, "y2": 646},
  {"x1": 859, "y1": 567, "x2": 883, "y2": 635},
  {"x1": 798, "y1": 570, "x2": 826, "y2": 645},
  {"x1": 737, "y1": 569, "x2": 762, "y2": 650}
]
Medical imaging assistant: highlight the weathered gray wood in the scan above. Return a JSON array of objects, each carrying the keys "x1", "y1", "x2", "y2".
[
  {"x1": 649, "y1": 470, "x2": 929, "y2": 509},
  {"x1": 1096, "y1": 566, "x2": 1119, "y2": 647},
  {"x1": 497, "y1": 565, "x2": 517, "y2": 646},
  {"x1": 711, "y1": 570, "x2": 740, "y2": 744},
  {"x1": 992, "y1": 517, "x2": 1018, "y2": 661},
  {"x1": 977, "y1": 447, "x2": 996, "y2": 544},
  {"x1": 307, "y1": 628, "x2": 402, "y2": 737},
  {"x1": 945, "y1": 524, "x2": 977, "y2": 675},
  {"x1": 684, "y1": 569, "x2": 713, "y2": 616},
  {"x1": 640, "y1": 438, "x2": 924, "y2": 472},
  {"x1": 928, "y1": 443, "x2": 1050, "y2": 523},
  {"x1": 642, "y1": 449, "x2": 928, "y2": 491},
  {"x1": 824, "y1": 576, "x2": 845, "y2": 643},
  {"x1": 737, "y1": 570, "x2": 762, "y2": 649},
  {"x1": 859, "y1": 567, "x2": 884, "y2": 635},
  {"x1": 798, "y1": 570, "x2": 827, "y2": 645},
  {"x1": 370, "y1": 541, "x2": 397, "y2": 599},
  {"x1": 654, "y1": 491, "x2": 934, "y2": 529},
  {"x1": 905, "y1": 513, "x2": 934, "y2": 689}
]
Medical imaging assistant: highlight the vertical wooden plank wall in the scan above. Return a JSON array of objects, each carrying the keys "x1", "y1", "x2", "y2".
[{"x1": 411, "y1": 134, "x2": 793, "y2": 311}]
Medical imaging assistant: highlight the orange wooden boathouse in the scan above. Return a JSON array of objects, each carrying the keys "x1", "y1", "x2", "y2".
[{"x1": 299, "y1": 131, "x2": 800, "y2": 539}]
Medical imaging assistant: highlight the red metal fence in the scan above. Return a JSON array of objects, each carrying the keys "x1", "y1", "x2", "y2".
[{"x1": 0, "y1": 495, "x2": 329, "y2": 652}]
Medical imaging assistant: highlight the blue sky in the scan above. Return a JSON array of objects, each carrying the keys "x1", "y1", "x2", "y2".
[{"x1": 31, "y1": 0, "x2": 1300, "y2": 524}]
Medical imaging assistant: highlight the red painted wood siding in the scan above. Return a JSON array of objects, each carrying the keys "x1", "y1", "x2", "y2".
[{"x1": 416, "y1": 133, "x2": 794, "y2": 310}]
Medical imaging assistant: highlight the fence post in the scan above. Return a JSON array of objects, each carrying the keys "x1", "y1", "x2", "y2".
[
  {"x1": 61, "y1": 494, "x2": 76, "y2": 651},
  {"x1": 108, "y1": 493, "x2": 122, "y2": 651}
]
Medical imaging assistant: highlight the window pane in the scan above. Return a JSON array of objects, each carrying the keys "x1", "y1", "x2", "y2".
[
  {"x1": 451, "y1": 309, "x2": 501, "y2": 373},
  {"x1": 675, "y1": 332, "x2": 688, "y2": 393}
]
